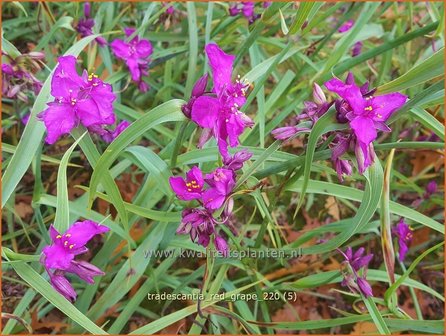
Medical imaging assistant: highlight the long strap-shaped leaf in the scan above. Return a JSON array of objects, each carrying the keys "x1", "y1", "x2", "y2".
[
  {"x1": 53, "y1": 132, "x2": 86, "y2": 233},
  {"x1": 3, "y1": 249, "x2": 107, "y2": 335},
  {"x1": 87, "y1": 99, "x2": 186, "y2": 211}
]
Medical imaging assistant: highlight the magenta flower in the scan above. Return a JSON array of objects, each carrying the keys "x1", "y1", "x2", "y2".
[
  {"x1": 191, "y1": 43, "x2": 254, "y2": 159},
  {"x1": 203, "y1": 168, "x2": 236, "y2": 210},
  {"x1": 101, "y1": 120, "x2": 130, "y2": 143},
  {"x1": 110, "y1": 28, "x2": 153, "y2": 92},
  {"x1": 38, "y1": 56, "x2": 116, "y2": 144},
  {"x1": 392, "y1": 219, "x2": 413, "y2": 262},
  {"x1": 76, "y1": 2, "x2": 107, "y2": 47},
  {"x1": 41, "y1": 220, "x2": 109, "y2": 301},
  {"x1": 338, "y1": 247, "x2": 373, "y2": 298},
  {"x1": 338, "y1": 19, "x2": 354, "y2": 33},
  {"x1": 169, "y1": 166, "x2": 205, "y2": 201},
  {"x1": 325, "y1": 73, "x2": 407, "y2": 173}
]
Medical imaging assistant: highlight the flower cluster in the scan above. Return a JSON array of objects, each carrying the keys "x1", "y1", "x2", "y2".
[
  {"x1": 170, "y1": 150, "x2": 252, "y2": 255},
  {"x1": 392, "y1": 219, "x2": 413, "y2": 262},
  {"x1": 76, "y1": 2, "x2": 107, "y2": 47},
  {"x1": 40, "y1": 221, "x2": 109, "y2": 301},
  {"x1": 111, "y1": 28, "x2": 153, "y2": 92},
  {"x1": 186, "y1": 43, "x2": 254, "y2": 160},
  {"x1": 338, "y1": 247, "x2": 373, "y2": 297},
  {"x1": 38, "y1": 56, "x2": 117, "y2": 144},
  {"x1": 274, "y1": 72, "x2": 407, "y2": 181},
  {"x1": 229, "y1": 1, "x2": 271, "y2": 24},
  {"x1": 2, "y1": 51, "x2": 44, "y2": 102}
]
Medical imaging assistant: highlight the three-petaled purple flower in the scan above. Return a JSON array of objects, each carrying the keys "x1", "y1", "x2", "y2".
[
  {"x1": 169, "y1": 166, "x2": 205, "y2": 201},
  {"x1": 41, "y1": 220, "x2": 109, "y2": 301},
  {"x1": 325, "y1": 73, "x2": 407, "y2": 173},
  {"x1": 38, "y1": 56, "x2": 116, "y2": 144},
  {"x1": 392, "y1": 219, "x2": 413, "y2": 262},
  {"x1": 76, "y1": 2, "x2": 107, "y2": 47},
  {"x1": 338, "y1": 247, "x2": 373, "y2": 297},
  {"x1": 190, "y1": 43, "x2": 254, "y2": 160},
  {"x1": 111, "y1": 28, "x2": 153, "y2": 92}
]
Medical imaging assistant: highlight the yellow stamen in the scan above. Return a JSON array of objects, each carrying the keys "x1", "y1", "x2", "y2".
[
  {"x1": 364, "y1": 106, "x2": 373, "y2": 111},
  {"x1": 65, "y1": 233, "x2": 71, "y2": 237},
  {"x1": 56, "y1": 235, "x2": 62, "y2": 239},
  {"x1": 69, "y1": 244, "x2": 75, "y2": 249}
]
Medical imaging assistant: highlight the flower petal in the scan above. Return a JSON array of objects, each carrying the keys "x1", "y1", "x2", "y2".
[
  {"x1": 110, "y1": 39, "x2": 131, "y2": 59},
  {"x1": 39, "y1": 102, "x2": 77, "y2": 144},
  {"x1": 190, "y1": 95, "x2": 220, "y2": 128},
  {"x1": 64, "y1": 220, "x2": 109, "y2": 248},
  {"x1": 205, "y1": 43, "x2": 235, "y2": 94},
  {"x1": 42, "y1": 244, "x2": 74, "y2": 270},
  {"x1": 51, "y1": 56, "x2": 83, "y2": 98},
  {"x1": 325, "y1": 78, "x2": 365, "y2": 115},
  {"x1": 370, "y1": 92, "x2": 407, "y2": 121},
  {"x1": 136, "y1": 40, "x2": 153, "y2": 59},
  {"x1": 350, "y1": 116, "x2": 377, "y2": 145}
]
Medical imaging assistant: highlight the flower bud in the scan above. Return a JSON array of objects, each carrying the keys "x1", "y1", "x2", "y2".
[
  {"x1": 84, "y1": 2, "x2": 91, "y2": 18},
  {"x1": 312, "y1": 83, "x2": 326, "y2": 105},
  {"x1": 191, "y1": 74, "x2": 208, "y2": 97},
  {"x1": 214, "y1": 235, "x2": 229, "y2": 257},
  {"x1": 50, "y1": 274, "x2": 77, "y2": 302}
]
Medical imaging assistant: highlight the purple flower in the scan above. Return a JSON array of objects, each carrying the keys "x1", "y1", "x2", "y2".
[
  {"x1": 338, "y1": 246, "x2": 373, "y2": 298},
  {"x1": 203, "y1": 168, "x2": 236, "y2": 210},
  {"x1": 352, "y1": 41, "x2": 363, "y2": 57},
  {"x1": 169, "y1": 166, "x2": 205, "y2": 201},
  {"x1": 38, "y1": 56, "x2": 116, "y2": 144},
  {"x1": 111, "y1": 28, "x2": 153, "y2": 92},
  {"x1": 263, "y1": 1, "x2": 272, "y2": 8},
  {"x1": 101, "y1": 120, "x2": 131, "y2": 143},
  {"x1": 325, "y1": 73, "x2": 407, "y2": 173},
  {"x1": 214, "y1": 235, "x2": 229, "y2": 257},
  {"x1": 177, "y1": 208, "x2": 216, "y2": 248},
  {"x1": 41, "y1": 220, "x2": 109, "y2": 301},
  {"x1": 2, "y1": 51, "x2": 44, "y2": 102},
  {"x1": 191, "y1": 43, "x2": 254, "y2": 159},
  {"x1": 393, "y1": 219, "x2": 413, "y2": 262},
  {"x1": 223, "y1": 149, "x2": 253, "y2": 171},
  {"x1": 76, "y1": 2, "x2": 107, "y2": 47},
  {"x1": 338, "y1": 19, "x2": 354, "y2": 33}
]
